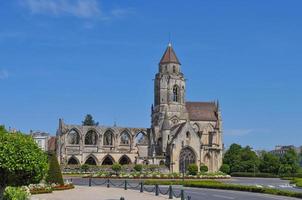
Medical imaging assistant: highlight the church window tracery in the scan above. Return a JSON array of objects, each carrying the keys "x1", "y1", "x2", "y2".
[
  {"x1": 104, "y1": 130, "x2": 114, "y2": 146},
  {"x1": 85, "y1": 130, "x2": 98, "y2": 145},
  {"x1": 68, "y1": 129, "x2": 80, "y2": 145},
  {"x1": 120, "y1": 131, "x2": 130, "y2": 145},
  {"x1": 173, "y1": 85, "x2": 179, "y2": 102}
]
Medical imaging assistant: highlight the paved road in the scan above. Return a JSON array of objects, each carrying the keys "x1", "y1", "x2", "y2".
[
  {"x1": 66, "y1": 177, "x2": 302, "y2": 200},
  {"x1": 221, "y1": 177, "x2": 302, "y2": 192}
]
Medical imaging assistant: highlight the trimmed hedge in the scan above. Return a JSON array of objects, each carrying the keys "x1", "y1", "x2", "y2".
[
  {"x1": 187, "y1": 164, "x2": 198, "y2": 175},
  {"x1": 230, "y1": 172, "x2": 278, "y2": 178}
]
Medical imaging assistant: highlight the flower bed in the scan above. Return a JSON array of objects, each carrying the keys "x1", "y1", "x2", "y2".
[
  {"x1": 29, "y1": 182, "x2": 74, "y2": 195},
  {"x1": 52, "y1": 184, "x2": 75, "y2": 191}
]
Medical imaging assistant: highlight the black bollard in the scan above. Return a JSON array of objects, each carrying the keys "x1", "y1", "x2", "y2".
[
  {"x1": 89, "y1": 177, "x2": 91, "y2": 187},
  {"x1": 180, "y1": 189, "x2": 184, "y2": 200},
  {"x1": 107, "y1": 179, "x2": 110, "y2": 188},
  {"x1": 169, "y1": 185, "x2": 173, "y2": 199},
  {"x1": 155, "y1": 184, "x2": 159, "y2": 196},
  {"x1": 140, "y1": 182, "x2": 143, "y2": 193},
  {"x1": 70, "y1": 178, "x2": 73, "y2": 183},
  {"x1": 124, "y1": 180, "x2": 127, "y2": 190}
]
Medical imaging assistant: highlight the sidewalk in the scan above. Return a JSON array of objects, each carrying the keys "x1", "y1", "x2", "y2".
[{"x1": 31, "y1": 186, "x2": 176, "y2": 200}]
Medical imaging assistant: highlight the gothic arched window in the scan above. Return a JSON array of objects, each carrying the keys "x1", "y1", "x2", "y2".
[
  {"x1": 120, "y1": 131, "x2": 130, "y2": 145},
  {"x1": 104, "y1": 130, "x2": 114, "y2": 146},
  {"x1": 135, "y1": 132, "x2": 148, "y2": 145},
  {"x1": 68, "y1": 129, "x2": 80, "y2": 145},
  {"x1": 85, "y1": 130, "x2": 98, "y2": 145},
  {"x1": 173, "y1": 85, "x2": 179, "y2": 102}
]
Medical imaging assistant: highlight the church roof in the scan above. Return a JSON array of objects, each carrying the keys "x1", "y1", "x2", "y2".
[
  {"x1": 186, "y1": 102, "x2": 218, "y2": 121},
  {"x1": 159, "y1": 43, "x2": 181, "y2": 65}
]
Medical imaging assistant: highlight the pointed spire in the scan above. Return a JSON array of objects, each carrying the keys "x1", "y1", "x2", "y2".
[
  {"x1": 162, "y1": 111, "x2": 171, "y2": 130},
  {"x1": 159, "y1": 43, "x2": 181, "y2": 65}
]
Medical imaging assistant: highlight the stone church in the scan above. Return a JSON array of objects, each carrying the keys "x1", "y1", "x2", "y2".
[{"x1": 56, "y1": 43, "x2": 223, "y2": 172}]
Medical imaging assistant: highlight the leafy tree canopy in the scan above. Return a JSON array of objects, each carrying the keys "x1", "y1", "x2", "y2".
[
  {"x1": 82, "y1": 114, "x2": 99, "y2": 126},
  {"x1": 223, "y1": 143, "x2": 260, "y2": 173},
  {"x1": 279, "y1": 148, "x2": 299, "y2": 175},
  {"x1": 259, "y1": 151, "x2": 280, "y2": 174},
  {"x1": 0, "y1": 126, "x2": 48, "y2": 198}
]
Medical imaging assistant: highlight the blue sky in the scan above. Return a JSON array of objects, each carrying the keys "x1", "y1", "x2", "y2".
[{"x1": 0, "y1": 0, "x2": 301, "y2": 150}]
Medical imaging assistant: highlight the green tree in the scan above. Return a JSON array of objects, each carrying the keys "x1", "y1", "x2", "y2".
[
  {"x1": 82, "y1": 114, "x2": 99, "y2": 126},
  {"x1": 279, "y1": 148, "x2": 299, "y2": 176},
  {"x1": 0, "y1": 127, "x2": 48, "y2": 199},
  {"x1": 259, "y1": 151, "x2": 280, "y2": 174},
  {"x1": 223, "y1": 144, "x2": 260, "y2": 173},
  {"x1": 45, "y1": 152, "x2": 64, "y2": 185}
]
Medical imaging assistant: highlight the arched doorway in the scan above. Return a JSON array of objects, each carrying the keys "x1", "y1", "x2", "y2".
[
  {"x1": 102, "y1": 155, "x2": 114, "y2": 165},
  {"x1": 119, "y1": 155, "x2": 131, "y2": 165},
  {"x1": 85, "y1": 156, "x2": 97, "y2": 165},
  {"x1": 179, "y1": 147, "x2": 196, "y2": 172},
  {"x1": 67, "y1": 157, "x2": 79, "y2": 165}
]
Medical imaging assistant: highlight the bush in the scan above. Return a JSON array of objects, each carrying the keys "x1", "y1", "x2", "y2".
[
  {"x1": 200, "y1": 165, "x2": 208, "y2": 173},
  {"x1": 220, "y1": 164, "x2": 230, "y2": 174},
  {"x1": 134, "y1": 164, "x2": 143, "y2": 172},
  {"x1": 80, "y1": 164, "x2": 90, "y2": 172},
  {"x1": 4, "y1": 187, "x2": 29, "y2": 200},
  {"x1": 187, "y1": 164, "x2": 198, "y2": 175},
  {"x1": 46, "y1": 152, "x2": 64, "y2": 185},
  {"x1": 111, "y1": 163, "x2": 122, "y2": 174}
]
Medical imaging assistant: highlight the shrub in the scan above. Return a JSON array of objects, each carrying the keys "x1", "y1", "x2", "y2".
[
  {"x1": 220, "y1": 164, "x2": 230, "y2": 174},
  {"x1": 4, "y1": 187, "x2": 29, "y2": 200},
  {"x1": 134, "y1": 164, "x2": 143, "y2": 172},
  {"x1": 187, "y1": 164, "x2": 198, "y2": 175},
  {"x1": 200, "y1": 165, "x2": 208, "y2": 173},
  {"x1": 80, "y1": 164, "x2": 90, "y2": 172},
  {"x1": 46, "y1": 152, "x2": 64, "y2": 185},
  {"x1": 112, "y1": 163, "x2": 122, "y2": 174}
]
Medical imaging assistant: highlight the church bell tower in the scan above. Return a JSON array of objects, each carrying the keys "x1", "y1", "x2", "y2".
[{"x1": 151, "y1": 43, "x2": 188, "y2": 154}]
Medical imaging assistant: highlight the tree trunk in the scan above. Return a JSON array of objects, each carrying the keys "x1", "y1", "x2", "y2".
[{"x1": 0, "y1": 185, "x2": 6, "y2": 200}]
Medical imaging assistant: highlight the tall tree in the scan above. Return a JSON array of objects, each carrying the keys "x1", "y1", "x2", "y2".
[
  {"x1": 279, "y1": 148, "x2": 299, "y2": 175},
  {"x1": 0, "y1": 127, "x2": 48, "y2": 199},
  {"x1": 259, "y1": 151, "x2": 280, "y2": 174},
  {"x1": 223, "y1": 143, "x2": 260, "y2": 173},
  {"x1": 82, "y1": 114, "x2": 99, "y2": 126}
]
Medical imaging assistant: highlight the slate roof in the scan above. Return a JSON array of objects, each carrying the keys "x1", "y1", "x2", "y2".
[
  {"x1": 159, "y1": 43, "x2": 181, "y2": 65},
  {"x1": 186, "y1": 102, "x2": 218, "y2": 121}
]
